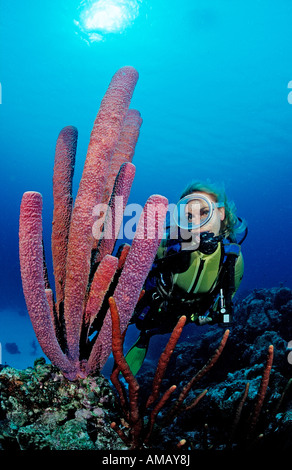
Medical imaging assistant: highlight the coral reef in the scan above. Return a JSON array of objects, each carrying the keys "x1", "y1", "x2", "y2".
[
  {"x1": 0, "y1": 287, "x2": 291, "y2": 451},
  {"x1": 6, "y1": 66, "x2": 292, "y2": 452},
  {"x1": 18, "y1": 66, "x2": 168, "y2": 381},
  {"x1": 108, "y1": 296, "x2": 229, "y2": 449},
  {"x1": 135, "y1": 286, "x2": 292, "y2": 450}
]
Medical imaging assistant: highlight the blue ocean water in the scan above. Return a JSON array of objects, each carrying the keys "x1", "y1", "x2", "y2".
[{"x1": 1, "y1": 0, "x2": 292, "y2": 370}]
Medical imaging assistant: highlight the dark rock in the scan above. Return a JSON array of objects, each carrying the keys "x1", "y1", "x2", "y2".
[{"x1": 274, "y1": 287, "x2": 292, "y2": 310}]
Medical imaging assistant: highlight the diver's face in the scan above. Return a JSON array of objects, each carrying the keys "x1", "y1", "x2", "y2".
[{"x1": 185, "y1": 191, "x2": 225, "y2": 236}]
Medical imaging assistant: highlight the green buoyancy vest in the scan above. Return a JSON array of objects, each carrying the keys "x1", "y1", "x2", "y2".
[{"x1": 158, "y1": 241, "x2": 244, "y2": 298}]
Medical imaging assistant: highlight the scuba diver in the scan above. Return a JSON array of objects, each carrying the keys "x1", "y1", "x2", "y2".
[{"x1": 124, "y1": 180, "x2": 247, "y2": 376}]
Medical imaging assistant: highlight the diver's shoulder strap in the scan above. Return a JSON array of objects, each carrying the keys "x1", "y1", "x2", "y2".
[{"x1": 211, "y1": 239, "x2": 242, "y2": 323}]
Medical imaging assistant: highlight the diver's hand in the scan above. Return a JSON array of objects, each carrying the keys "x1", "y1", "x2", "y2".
[{"x1": 198, "y1": 316, "x2": 213, "y2": 326}]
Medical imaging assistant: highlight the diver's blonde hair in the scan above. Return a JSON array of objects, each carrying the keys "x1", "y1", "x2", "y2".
[{"x1": 180, "y1": 180, "x2": 241, "y2": 240}]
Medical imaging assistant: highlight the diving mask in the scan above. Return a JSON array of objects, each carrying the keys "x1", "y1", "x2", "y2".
[{"x1": 173, "y1": 194, "x2": 224, "y2": 230}]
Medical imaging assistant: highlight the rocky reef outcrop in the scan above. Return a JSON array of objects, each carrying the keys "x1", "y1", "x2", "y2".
[
  {"x1": 0, "y1": 287, "x2": 291, "y2": 451},
  {"x1": 0, "y1": 358, "x2": 126, "y2": 450},
  {"x1": 137, "y1": 286, "x2": 292, "y2": 451}
]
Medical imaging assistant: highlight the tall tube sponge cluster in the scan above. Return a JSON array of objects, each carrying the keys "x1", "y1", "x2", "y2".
[{"x1": 19, "y1": 67, "x2": 168, "y2": 380}]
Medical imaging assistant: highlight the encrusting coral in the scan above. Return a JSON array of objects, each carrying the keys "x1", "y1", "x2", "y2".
[{"x1": 18, "y1": 66, "x2": 168, "y2": 381}]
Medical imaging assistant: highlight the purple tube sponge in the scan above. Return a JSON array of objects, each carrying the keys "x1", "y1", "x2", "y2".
[{"x1": 19, "y1": 67, "x2": 168, "y2": 380}]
